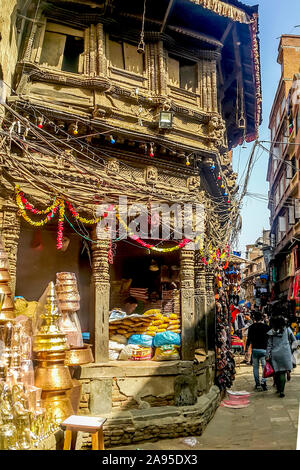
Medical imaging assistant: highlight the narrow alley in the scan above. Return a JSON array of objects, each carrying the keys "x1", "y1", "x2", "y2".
[{"x1": 112, "y1": 364, "x2": 300, "y2": 451}]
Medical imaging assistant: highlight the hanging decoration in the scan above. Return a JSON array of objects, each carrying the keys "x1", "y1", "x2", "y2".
[
  {"x1": 15, "y1": 185, "x2": 108, "y2": 251},
  {"x1": 15, "y1": 186, "x2": 232, "y2": 260}
]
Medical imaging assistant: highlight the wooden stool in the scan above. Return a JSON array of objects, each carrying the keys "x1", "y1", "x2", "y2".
[{"x1": 60, "y1": 415, "x2": 107, "y2": 450}]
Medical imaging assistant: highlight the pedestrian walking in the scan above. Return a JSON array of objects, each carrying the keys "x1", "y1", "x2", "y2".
[
  {"x1": 242, "y1": 313, "x2": 253, "y2": 363},
  {"x1": 266, "y1": 315, "x2": 296, "y2": 398},
  {"x1": 246, "y1": 311, "x2": 270, "y2": 391}
]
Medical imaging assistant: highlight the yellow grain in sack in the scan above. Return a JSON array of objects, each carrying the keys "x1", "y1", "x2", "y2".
[
  {"x1": 144, "y1": 309, "x2": 161, "y2": 316},
  {"x1": 169, "y1": 314, "x2": 178, "y2": 320}
]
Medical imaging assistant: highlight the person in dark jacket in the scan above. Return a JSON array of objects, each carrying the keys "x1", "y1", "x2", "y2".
[
  {"x1": 266, "y1": 315, "x2": 296, "y2": 398},
  {"x1": 246, "y1": 311, "x2": 270, "y2": 391}
]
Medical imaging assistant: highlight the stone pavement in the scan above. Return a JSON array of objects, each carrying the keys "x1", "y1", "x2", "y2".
[{"x1": 111, "y1": 363, "x2": 300, "y2": 450}]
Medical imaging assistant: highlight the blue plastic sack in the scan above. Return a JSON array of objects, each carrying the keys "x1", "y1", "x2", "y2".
[
  {"x1": 153, "y1": 332, "x2": 181, "y2": 347},
  {"x1": 128, "y1": 334, "x2": 154, "y2": 347}
]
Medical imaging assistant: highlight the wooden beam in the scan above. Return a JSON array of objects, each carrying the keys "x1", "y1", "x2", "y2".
[
  {"x1": 160, "y1": 0, "x2": 176, "y2": 33},
  {"x1": 220, "y1": 22, "x2": 233, "y2": 44}
]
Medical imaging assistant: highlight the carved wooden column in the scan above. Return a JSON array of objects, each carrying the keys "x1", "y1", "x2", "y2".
[
  {"x1": 180, "y1": 248, "x2": 196, "y2": 361},
  {"x1": 205, "y1": 267, "x2": 216, "y2": 351},
  {"x1": 194, "y1": 259, "x2": 207, "y2": 350},
  {"x1": 0, "y1": 203, "x2": 21, "y2": 295},
  {"x1": 96, "y1": 23, "x2": 108, "y2": 76},
  {"x1": 210, "y1": 60, "x2": 218, "y2": 113},
  {"x1": 91, "y1": 235, "x2": 110, "y2": 363}
]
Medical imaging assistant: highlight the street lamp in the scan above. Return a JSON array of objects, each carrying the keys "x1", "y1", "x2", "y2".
[{"x1": 159, "y1": 111, "x2": 173, "y2": 129}]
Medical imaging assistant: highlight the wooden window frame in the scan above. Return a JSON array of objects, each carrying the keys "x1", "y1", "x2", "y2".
[
  {"x1": 37, "y1": 21, "x2": 85, "y2": 74},
  {"x1": 106, "y1": 35, "x2": 146, "y2": 80},
  {"x1": 167, "y1": 53, "x2": 199, "y2": 96}
]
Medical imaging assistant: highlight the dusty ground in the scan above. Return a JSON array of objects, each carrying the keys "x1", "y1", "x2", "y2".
[{"x1": 110, "y1": 363, "x2": 300, "y2": 450}]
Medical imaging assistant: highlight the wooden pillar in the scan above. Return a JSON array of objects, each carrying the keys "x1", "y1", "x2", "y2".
[
  {"x1": 0, "y1": 203, "x2": 21, "y2": 295},
  {"x1": 194, "y1": 259, "x2": 207, "y2": 350},
  {"x1": 180, "y1": 248, "x2": 196, "y2": 361},
  {"x1": 205, "y1": 268, "x2": 216, "y2": 351},
  {"x1": 91, "y1": 236, "x2": 110, "y2": 363},
  {"x1": 96, "y1": 23, "x2": 107, "y2": 76}
]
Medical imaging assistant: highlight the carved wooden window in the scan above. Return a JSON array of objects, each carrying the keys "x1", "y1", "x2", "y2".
[
  {"x1": 39, "y1": 23, "x2": 84, "y2": 73},
  {"x1": 168, "y1": 55, "x2": 198, "y2": 93},
  {"x1": 107, "y1": 37, "x2": 144, "y2": 75}
]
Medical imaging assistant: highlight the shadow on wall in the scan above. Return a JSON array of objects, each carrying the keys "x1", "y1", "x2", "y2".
[{"x1": 15, "y1": 223, "x2": 92, "y2": 332}]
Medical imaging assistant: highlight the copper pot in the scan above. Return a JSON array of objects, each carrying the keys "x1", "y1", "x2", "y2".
[
  {"x1": 56, "y1": 272, "x2": 76, "y2": 281},
  {"x1": 65, "y1": 344, "x2": 94, "y2": 366},
  {"x1": 56, "y1": 280, "x2": 78, "y2": 287},
  {"x1": 58, "y1": 293, "x2": 80, "y2": 302},
  {"x1": 55, "y1": 284, "x2": 78, "y2": 293},
  {"x1": 59, "y1": 301, "x2": 80, "y2": 311}
]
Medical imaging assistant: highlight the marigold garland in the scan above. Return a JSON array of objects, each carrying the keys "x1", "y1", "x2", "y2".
[{"x1": 15, "y1": 185, "x2": 231, "y2": 260}]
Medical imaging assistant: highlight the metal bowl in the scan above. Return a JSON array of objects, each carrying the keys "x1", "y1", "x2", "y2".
[{"x1": 65, "y1": 344, "x2": 94, "y2": 366}]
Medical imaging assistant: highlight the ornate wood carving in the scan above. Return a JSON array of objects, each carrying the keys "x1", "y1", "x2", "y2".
[
  {"x1": 180, "y1": 248, "x2": 195, "y2": 361},
  {"x1": 91, "y1": 234, "x2": 110, "y2": 363},
  {"x1": 0, "y1": 203, "x2": 21, "y2": 295}
]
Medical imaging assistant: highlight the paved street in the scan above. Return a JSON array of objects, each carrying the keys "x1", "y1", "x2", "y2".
[{"x1": 112, "y1": 363, "x2": 300, "y2": 451}]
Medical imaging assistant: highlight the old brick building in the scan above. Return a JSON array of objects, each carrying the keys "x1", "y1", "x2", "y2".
[{"x1": 267, "y1": 35, "x2": 300, "y2": 309}]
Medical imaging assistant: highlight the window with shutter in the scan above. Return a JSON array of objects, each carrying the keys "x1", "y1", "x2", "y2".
[
  {"x1": 168, "y1": 57, "x2": 180, "y2": 87},
  {"x1": 288, "y1": 204, "x2": 295, "y2": 225},
  {"x1": 168, "y1": 55, "x2": 198, "y2": 92},
  {"x1": 39, "y1": 23, "x2": 84, "y2": 73},
  {"x1": 108, "y1": 38, "x2": 144, "y2": 75},
  {"x1": 295, "y1": 199, "x2": 300, "y2": 220}
]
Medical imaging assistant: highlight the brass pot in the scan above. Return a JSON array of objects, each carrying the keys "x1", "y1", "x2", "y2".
[
  {"x1": 0, "y1": 295, "x2": 14, "y2": 311},
  {"x1": 0, "y1": 310, "x2": 15, "y2": 322},
  {"x1": 0, "y1": 270, "x2": 11, "y2": 282},
  {"x1": 0, "y1": 258, "x2": 10, "y2": 269},
  {"x1": 65, "y1": 344, "x2": 94, "y2": 366},
  {"x1": 42, "y1": 390, "x2": 74, "y2": 424},
  {"x1": 0, "y1": 424, "x2": 18, "y2": 450},
  {"x1": 34, "y1": 350, "x2": 73, "y2": 391},
  {"x1": 33, "y1": 333, "x2": 68, "y2": 353},
  {"x1": 0, "y1": 284, "x2": 11, "y2": 295},
  {"x1": 56, "y1": 272, "x2": 76, "y2": 281}
]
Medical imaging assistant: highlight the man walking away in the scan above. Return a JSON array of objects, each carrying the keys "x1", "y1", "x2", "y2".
[{"x1": 246, "y1": 311, "x2": 270, "y2": 391}]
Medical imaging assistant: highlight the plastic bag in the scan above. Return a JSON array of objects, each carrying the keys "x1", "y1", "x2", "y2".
[
  {"x1": 131, "y1": 347, "x2": 153, "y2": 361},
  {"x1": 109, "y1": 340, "x2": 125, "y2": 352},
  {"x1": 119, "y1": 345, "x2": 153, "y2": 361},
  {"x1": 109, "y1": 334, "x2": 128, "y2": 345},
  {"x1": 109, "y1": 349, "x2": 120, "y2": 361},
  {"x1": 263, "y1": 360, "x2": 274, "y2": 378},
  {"x1": 153, "y1": 331, "x2": 181, "y2": 347},
  {"x1": 153, "y1": 345, "x2": 180, "y2": 361},
  {"x1": 128, "y1": 334, "x2": 153, "y2": 347},
  {"x1": 109, "y1": 309, "x2": 126, "y2": 321},
  {"x1": 180, "y1": 437, "x2": 198, "y2": 447}
]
